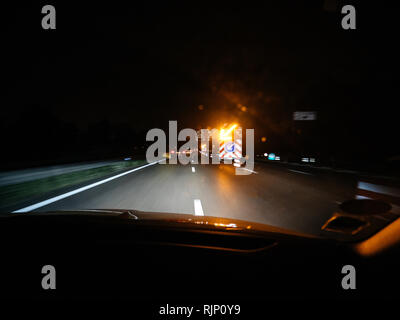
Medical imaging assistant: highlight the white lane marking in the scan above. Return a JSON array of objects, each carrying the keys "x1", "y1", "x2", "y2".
[
  {"x1": 191, "y1": 167, "x2": 195, "y2": 173},
  {"x1": 240, "y1": 167, "x2": 257, "y2": 174},
  {"x1": 288, "y1": 169, "x2": 313, "y2": 176},
  {"x1": 12, "y1": 160, "x2": 164, "y2": 213},
  {"x1": 358, "y1": 181, "x2": 400, "y2": 198},
  {"x1": 194, "y1": 199, "x2": 204, "y2": 216}
]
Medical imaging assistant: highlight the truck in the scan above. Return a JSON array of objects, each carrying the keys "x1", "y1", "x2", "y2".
[{"x1": 218, "y1": 124, "x2": 243, "y2": 167}]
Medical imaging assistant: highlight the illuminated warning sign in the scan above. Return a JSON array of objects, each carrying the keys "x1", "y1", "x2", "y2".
[
  {"x1": 225, "y1": 142, "x2": 235, "y2": 153},
  {"x1": 219, "y1": 127, "x2": 242, "y2": 160}
]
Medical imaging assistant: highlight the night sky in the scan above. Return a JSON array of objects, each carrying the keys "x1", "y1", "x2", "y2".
[{"x1": 1, "y1": 1, "x2": 398, "y2": 171}]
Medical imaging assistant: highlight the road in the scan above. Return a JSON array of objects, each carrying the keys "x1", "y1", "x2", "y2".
[{"x1": 15, "y1": 160, "x2": 377, "y2": 236}]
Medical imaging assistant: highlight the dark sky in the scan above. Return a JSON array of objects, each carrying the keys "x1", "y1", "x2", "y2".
[{"x1": 1, "y1": 1, "x2": 398, "y2": 168}]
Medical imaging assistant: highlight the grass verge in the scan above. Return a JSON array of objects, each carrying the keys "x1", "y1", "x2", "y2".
[{"x1": 0, "y1": 160, "x2": 147, "y2": 210}]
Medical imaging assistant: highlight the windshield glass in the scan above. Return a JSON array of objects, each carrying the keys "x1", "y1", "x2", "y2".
[{"x1": 1, "y1": 1, "x2": 399, "y2": 241}]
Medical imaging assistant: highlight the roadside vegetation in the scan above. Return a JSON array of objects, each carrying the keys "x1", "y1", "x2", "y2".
[{"x1": 0, "y1": 160, "x2": 147, "y2": 211}]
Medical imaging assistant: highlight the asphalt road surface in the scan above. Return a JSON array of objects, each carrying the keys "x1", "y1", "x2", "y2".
[{"x1": 16, "y1": 160, "x2": 380, "y2": 236}]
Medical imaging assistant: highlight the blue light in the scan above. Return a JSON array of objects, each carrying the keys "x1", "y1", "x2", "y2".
[
  {"x1": 268, "y1": 153, "x2": 275, "y2": 160},
  {"x1": 225, "y1": 142, "x2": 235, "y2": 153}
]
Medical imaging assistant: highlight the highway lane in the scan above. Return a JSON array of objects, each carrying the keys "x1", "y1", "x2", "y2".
[{"x1": 27, "y1": 161, "x2": 364, "y2": 235}]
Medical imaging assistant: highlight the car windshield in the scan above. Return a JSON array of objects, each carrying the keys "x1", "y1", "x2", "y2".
[{"x1": 1, "y1": 1, "x2": 399, "y2": 242}]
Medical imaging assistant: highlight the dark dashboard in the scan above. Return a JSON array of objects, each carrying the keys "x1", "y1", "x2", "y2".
[{"x1": 1, "y1": 210, "x2": 399, "y2": 304}]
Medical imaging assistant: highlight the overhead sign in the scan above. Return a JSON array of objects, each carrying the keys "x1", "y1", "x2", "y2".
[{"x1": 293, "y1": 111, "x2": 317, "y2": 121}]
